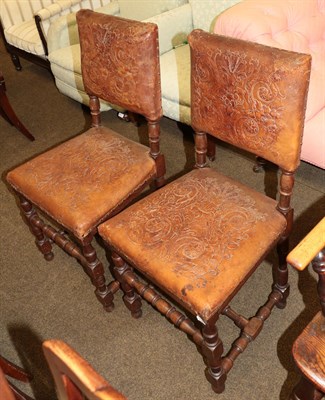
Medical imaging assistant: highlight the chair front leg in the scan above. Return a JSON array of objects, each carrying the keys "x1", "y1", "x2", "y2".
[
  {"x1": 202, "y1": 320, "x2": 226, "y2": 394},
  {"x1": 18, "y1": 195, "x2": 54, "y2": 261},
  {"x1": 82, "y1": 239, "x2": 115, "y2": 312},
  {"x1": 111, "y1": 252, "x2": 142, "y2": 319}
]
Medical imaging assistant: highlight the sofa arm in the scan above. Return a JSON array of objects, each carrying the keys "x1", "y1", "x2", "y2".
[
  {"x1": 144, "y1": 3, "x2": 193, "y2": 55},
  {"x1": 47, "y1": 1, "x2": 120, "y2": 54}
]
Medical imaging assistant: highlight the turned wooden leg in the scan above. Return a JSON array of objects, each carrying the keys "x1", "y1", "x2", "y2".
[
  {"x1": 82, "y1": 241, "x2": 115, "y2": 312},
  {"x1": 19, "y1": 195, "x2": 54, "y2": 261},
  {"x1": 274, "y1": 237, "x2": 290, "y2": 309},
  {"x1": 112, "y1": 252, "x2": 142, "y2": 319},
  {"x1": 10, "y1": 53, "x2": 22, "y2": 71},
  {"x1": 201, "y1": 321, "x2": 226, "y2": 394},
  {"x1": 290, "y1": 376, "x2": 324, "y2": 400}
]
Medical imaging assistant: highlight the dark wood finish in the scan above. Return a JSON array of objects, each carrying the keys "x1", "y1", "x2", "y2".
[
  {"x1": 0, "y1": 73, "x2": 35, "y2": 141},
  {"x1": 6, "y1": 12, "x2": 166, "y2": 311},
  {"x1": 0, "y1": 20, "x2": 50, "y2": 71},
  {"x1": 0, "y1": 355, "x2": 34, "y2": 400},
  {"x1": 98, "y1": 30, "x2": 311, "y2": 393},
  {"x1": 287, "y1": 217, "x2": 325, "y2": 400},
  {"x1": 34, "y1": 15, "x2": 48, "y2": 56}
]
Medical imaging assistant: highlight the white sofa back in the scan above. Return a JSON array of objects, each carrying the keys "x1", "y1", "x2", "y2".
[
  {"x1": 189, "y1": 0, "x2": 241, "y2": 31},
  {"x1": 1, "y1": 0, "x2": 53, "y2": 29},
  {"x1": 118, "y1": 0, "x2": 187, "y2": 20}
]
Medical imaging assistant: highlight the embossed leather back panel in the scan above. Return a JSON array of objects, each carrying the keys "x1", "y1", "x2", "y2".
[
  {"x1": 189, "y1": 30, "x2": 311, "y2": 171},
  {"x1": 77, "y1": 10, "x2": 162, "y2": 121}
]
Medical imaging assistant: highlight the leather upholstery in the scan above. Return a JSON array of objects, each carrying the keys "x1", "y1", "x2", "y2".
[
  {"x1": 98, "y1": 167, "x2": 286, "y2": 321},
  {"x1": 213, "y1": 0, "x2": 325, "y2": 169},
  {"x1": 7, "y1": 127, "x2": 156, "y2": 239},
  {"x1": 76, "y1": 10, "x2": 163, "y2": 122},
  {"x1": 189, "y1": 30, "x2": 312, "y2": 172}
]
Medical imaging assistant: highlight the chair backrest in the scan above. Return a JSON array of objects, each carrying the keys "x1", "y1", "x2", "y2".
[
  {"x1": 188, "y1": 29, "x2": 311, "y2": 172},
  {"x1": 76, "y1": 9, "x2": 162, "y2": 122},
  {"x1": 43, "y1": 340, "x2": 127, "y2": 400}
]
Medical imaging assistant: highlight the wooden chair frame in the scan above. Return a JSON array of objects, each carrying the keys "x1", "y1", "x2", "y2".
[
  {"x1": 97, "y1": 30, "x2": 312, "y2": 393},
  {"x1": 6, "y1": 12, "x2": 165, "y2": 311}
]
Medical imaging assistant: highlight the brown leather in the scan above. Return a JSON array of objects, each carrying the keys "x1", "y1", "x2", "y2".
[
  {"x1": 188, "y1": 30, "x2": 311, "y2": 172},
  {"x1": 7, "y1": 127, "x2": 156, "y2": 239},
  {"x1": 76, "y1": 10, "x2": 162, "y2": 122},
  {"x1": 292, "y1": 311, "x2": 325, "y2": 392},
  {"x1": 98, "y1": 168, "x2": 286, "y2": 322}
]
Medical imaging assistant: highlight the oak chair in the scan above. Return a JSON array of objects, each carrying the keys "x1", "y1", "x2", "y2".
[
  {"x1": 6, "y1": 10, "x2": 165, "y2": 311},
  {"x1": 0, "y1": 354, "x2": 33, "y2": 400},
  {"x1": 0, "y1": 340, "x2": 126, "y2": 400},
  {"x1": 98, "y1": 30, "x2": 312, "y2": 393},
  {"x1": 287, "y1": 217, "x2": 325, "y2": 400},
  {"x1": 43, "y1": 340, "x2": 126, "y2": 400}
]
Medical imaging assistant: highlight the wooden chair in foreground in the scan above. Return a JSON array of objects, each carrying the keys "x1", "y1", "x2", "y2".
[
  {"x1": 6, "y1": 11, "x2": 165, "y2": 311},
  {"x1": 0, "y1": 354, "x2": 33, "y2": 400},
  {"x1": 98, "y1": 31, "x2": 311, "y2": 393},
  {"x1": 43, "y1": 340, "x2": 126, "y2": 400},
  {"x1": 0, "y1": 340, "x2": 126, "y2": 400},
  {"x1": 287, "y1": 217, "x2": 325, "y2": 400}
]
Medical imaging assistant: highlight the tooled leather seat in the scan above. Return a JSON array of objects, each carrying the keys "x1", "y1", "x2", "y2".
[
  {"x1": 100, "y1": 167, "x2": 286, "y2": 320},
  {"x1": 7, "y1": 128, "x2": 156, "y2": 240},
  {"x1": 98, "y1": 31, "x2": 311, "y2": 393},
  {"x1": 6, "y1": 11, "x2": 165, "y2": 311}
]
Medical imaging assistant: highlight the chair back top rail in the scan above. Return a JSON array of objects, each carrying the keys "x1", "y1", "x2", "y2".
[
  {"x1": 76, "y1": 9, "x2": 163, "y2": 122},
  {"x1": 189, "y1": 29, "x2": 312, "y2": 172}
]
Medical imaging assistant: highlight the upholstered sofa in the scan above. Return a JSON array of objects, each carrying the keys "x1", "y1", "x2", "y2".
[
  {"x1": 0, "y1": 0, "x2": 111, "y2": 70},
  {"x1": 213, "y1": 0, "x2": 325, "y2": 169},
  {"x1": 47, "y1": 0, "x2": 188, "y2": 110},
  {"x1": 146, "y1": 0, "x2": 241, "y2": 125}
]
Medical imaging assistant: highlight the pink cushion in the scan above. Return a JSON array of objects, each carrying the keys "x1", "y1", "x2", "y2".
[{"x1": 214, "y1": 0, "x2": 325, "y2": 169}]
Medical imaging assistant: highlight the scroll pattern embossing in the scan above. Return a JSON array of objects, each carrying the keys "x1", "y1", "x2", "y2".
[
  {"x1": 77, "y1": 11, "x2": 162, "y2": 121},
  {"x1": 191, "y1": 43, "x2": 287, "y2": 158},
  {"x1": 116, "y1": 173, "x2": 266, "y2": 288},
  {"x1": 21, "y1": 131, "x2": 133, "y2": 210}
]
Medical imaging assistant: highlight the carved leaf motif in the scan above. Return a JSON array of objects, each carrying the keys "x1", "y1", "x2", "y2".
[
  {"x1": 22, "y1": 131, "x2": 133, "y2": 210},
  {"x1": 192, "y1": 46, "x2": 287, "y2": 156},
  {"x1": 118, "y1": 175, "x2": 266, "y2": 288}
]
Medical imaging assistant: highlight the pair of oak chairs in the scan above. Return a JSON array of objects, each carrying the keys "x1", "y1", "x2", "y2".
[{"x1": 6, "y1": 8, "x2": 320, "y2": 397}]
